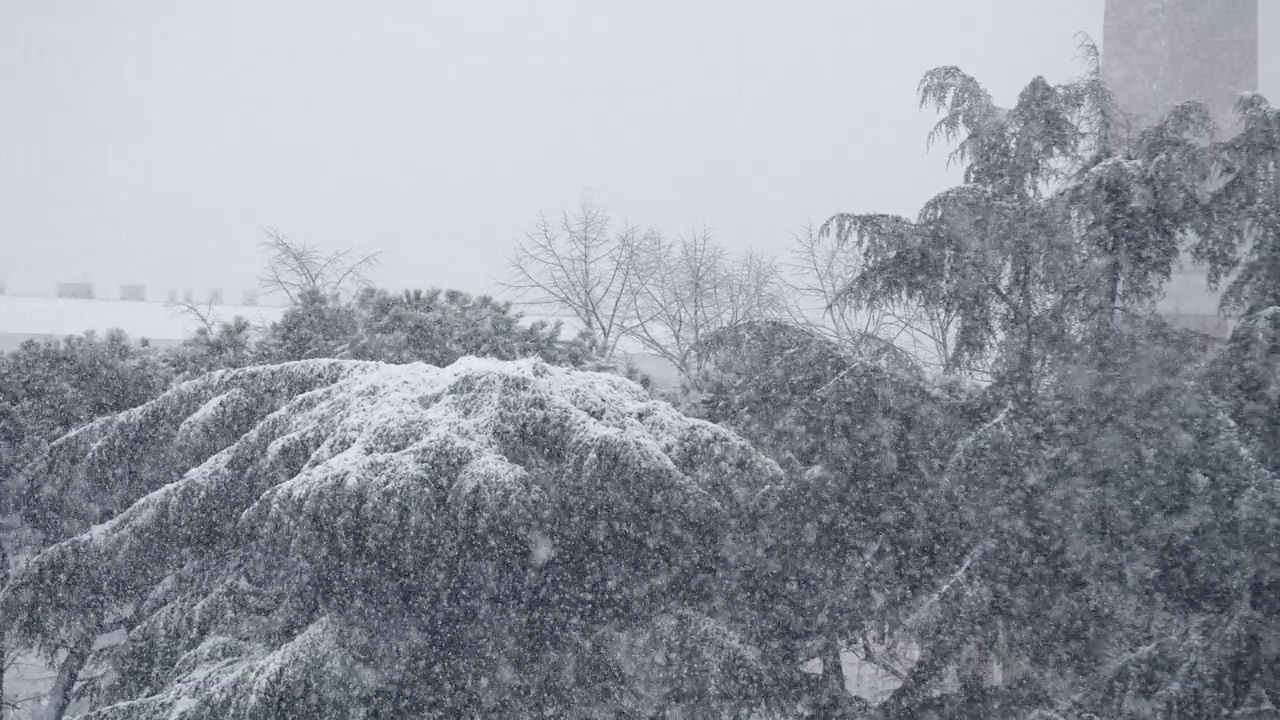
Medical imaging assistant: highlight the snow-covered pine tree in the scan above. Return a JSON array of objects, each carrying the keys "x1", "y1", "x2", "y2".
[
  {"x1": 2, "y1": 357, "x2": 781, "y2": 718},
  {"x1": 806, "y1": 52, "x2": 1280, "y2": 716},
  {"x1": 341, "y1": 287, "x2": 593, "y2": 369},
  {"x1": 820, "y1": 42, "x2": 1217, "y2": 406},
  {"x1": 1197, "y1": 93, "x2": 1280, "y2": 318}
]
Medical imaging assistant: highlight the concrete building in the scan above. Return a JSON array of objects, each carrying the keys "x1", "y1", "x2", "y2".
[
  {"x1": 1103, "y1": 0, "x2": 1260, "y2": 337},
  {"x1": 1104, "y1": 0, "x2": 1258, "y2": 131}
]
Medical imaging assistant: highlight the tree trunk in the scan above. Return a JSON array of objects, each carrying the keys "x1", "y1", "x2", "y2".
[
  {"x1": 1012, "y1": 251, "x2": 1037, "y2": 409},
  {"x1": 1105, "y1": 252, "x2": 1121, "y2": 319},
  {"x1": 819, "y1": 636, "x2": 846, "y2": 708},
  {"x1": 876, "y1": 629, "x2": 969, "y2": 720},
  {"x1": 1, "y1": 541, "x2": 7, "y2": 720},
  {"x1": 1228, "y1": 585, "x2": 1264, "y2": 713},
  {"x1": 42, "y1": 634, "x2": 93, "y2": 720}
]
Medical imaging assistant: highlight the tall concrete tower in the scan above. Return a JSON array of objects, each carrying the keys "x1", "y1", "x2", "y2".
[
  {"x1": 1104, "y1": 0, "x2": 1258, "y2": 133},
  {"x1": 1103, "y1": 0, "x2": 1259, "y2": 337}
]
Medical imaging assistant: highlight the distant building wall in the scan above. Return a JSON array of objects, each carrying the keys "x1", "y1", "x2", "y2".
[
  {"x1": 55, "y1": 282, "x2": 95, "y2": 300},
  {"x1": 1263, "y1": 3, "x2": 1280, "y2": 101},
  {"x1": 1103, "y1": 0, "x2": 1259, "y2": 338},
  {"x1": 1104, "y1": 0, "x2": 1258, "y2": 132}
]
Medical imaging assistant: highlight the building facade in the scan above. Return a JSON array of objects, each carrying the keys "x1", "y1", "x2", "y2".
[
  {"x1": 1104, "y1": 0, "x2": 1258, "y2": 130},
  {"x1": 1103, "y1": 0, "x2": 1259, "y2": 337}
]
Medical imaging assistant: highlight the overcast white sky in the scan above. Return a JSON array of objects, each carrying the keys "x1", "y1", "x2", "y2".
[{"x1": 3, "y1": 1, "x2": 1277, "y2": 303}]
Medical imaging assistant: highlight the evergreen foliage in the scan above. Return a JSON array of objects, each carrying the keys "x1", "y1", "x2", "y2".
[
  {"x1": 4, "y1": 51, "x2": 1280, "y2": 718},
  {"x1": 2, "y1": 358, "x2": 780, "y2": 718}
]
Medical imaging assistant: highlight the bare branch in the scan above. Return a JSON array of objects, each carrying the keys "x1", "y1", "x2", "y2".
[
  {"x1": 628, "y1": 227, "x2": 783, "y2": 389},
  {"x1": 167, "y1": 297, "x2": 220, "y2": 335},
  {"x1": 784, "y1": 218, "x2": 962, "y2": 373},
  {"x1": 257, "y1": 228, "x2": 382, "y2": 304},
  {"x1": 502, "y1": 201, "x2": 660, "y2": 358}
]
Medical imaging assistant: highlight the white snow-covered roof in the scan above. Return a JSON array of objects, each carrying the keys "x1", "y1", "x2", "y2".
[{"x1": 0, "y1": 295, "x2": 284, "y2": 342}]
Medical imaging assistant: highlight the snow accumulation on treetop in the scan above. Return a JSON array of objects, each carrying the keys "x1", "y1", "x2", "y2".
[{"x1": 2, "y1": 356, "x2": 782, "y2": 718}]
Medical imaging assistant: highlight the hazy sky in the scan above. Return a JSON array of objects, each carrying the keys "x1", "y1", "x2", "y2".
[{"x1": 3, "y1": 1, "x2": 1277, "y2": 304}]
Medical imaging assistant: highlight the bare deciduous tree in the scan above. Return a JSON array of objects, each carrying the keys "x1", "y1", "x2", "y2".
[
  {"x1": 785, "y1": 220, "x2": 894, "y2": 347},
  {"x1": 720, "y1": 245, "x2": 785, "y2": 331},
  {"x1": 786, "y1": 220, "x2": 961, "y2": 374},
  {"x1": 504, "y1": 202, "x2": 660, "y2": 358},
  {"x1": 629, "y1": 226, "x2": 783, "y2": 388},
  {"x1": 167, "y1": 296, "x2": 221, "y2": 334},
  {"x1": 258, "y1": 228, "x2": 382, "y2": 304}
]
